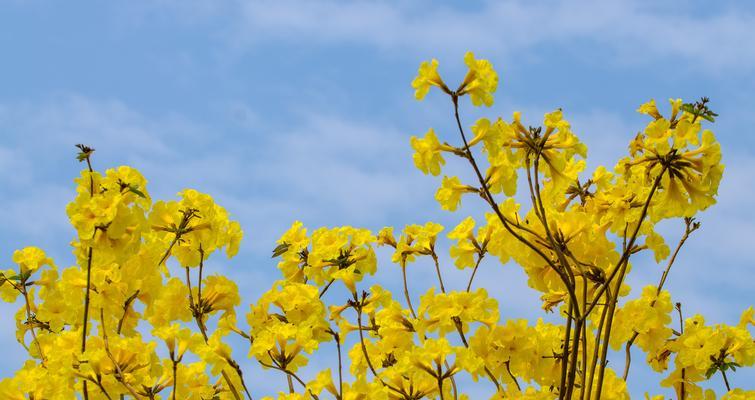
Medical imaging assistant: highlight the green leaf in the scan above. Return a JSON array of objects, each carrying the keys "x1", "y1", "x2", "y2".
[
  {"x1": 681, "y1": 104, "x2": 696, "y2": 114},
  {"x1": 75, "y1": 144, "x2": 94, "y2": 162},
  {"x1": 272, "y1": 242, "x2": 290, "y2": 258},
  {"x1": 127, "y1": 184, "x2": 146, "y2": 199},
  {"x1": 701, "y1": 110, "x2": 718, "y2": 122},
  {"x1": 705, "y1": 365, "x2": 717, "y2": 379}
]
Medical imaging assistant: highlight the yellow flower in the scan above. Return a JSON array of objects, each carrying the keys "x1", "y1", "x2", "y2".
[
  {"x1": 644, "y1": 118, "x2": 671, "y2": 139},
  {"x1": 201, "y1": 275, "x2": 242, "y2": 317},
  {"x1": 486, "y1": 149, "x2": 518, "y2": 196},
  {"x1": 410, "y1": 128, "x2": 452, "y2": 176},
  {"x1": 0, "y1": 269, "x2": 20, "y2": 302},
  {"x1": 247, "y1": 281, "x2": 329, "y2": 371},
  {"x1": 153, "y1": 323, "x2": 200, "y2": 361},
  {"x1": 448, "y1": 217, "x2": 477, "y2": 269},
  {"x1": 457, "y1": 52, "x2": 498, "y2": 107},
  {"x1": 669, "y1": 98, "x2": 683, "y2": 120},
  {"x1": 645, "y1": 230, "x2": 670, "y2": 262},
  {"x1": 145, "y1": 277, "x2": 192, "y2": 327},
  {"x1": 468, "y1": 118, "x2": 507, "y2": 157},
  {"x1": 12, "y1": 247, "x2": 54, "y2": 276},
  {"x1": 722, "y1": 389, "x2": 755, "y2": 400},
  {"x1": 411, "y1": 58, "x2": 450, "y2": 100},
  {"x1": 149, "y1": 189, "x2": 242, "y2": 267},
  {"x1": 391, "y1": 222, "x2": 444, "y2": 265},
  {"x1": 637, "y1": 99, "x2": 662, "y2": 119},
  {"x1": 417, "y1": 288, "x2": 499, "y2": 336},
  {"x1": 274, "y1": 220, "x2": 309, "y2": 281},
  {"x1": 611, "y1": 286, "x2": 673, "y2": 354},
  {"x1": 435, "y1": 176, "x2": 477, "y2": 211},
  {"x1": 307, "y1": 369, "x2": 338, "y2": 397},
  {"x1": 376, "y1": 227, "x2": 396, "y2": 247}
]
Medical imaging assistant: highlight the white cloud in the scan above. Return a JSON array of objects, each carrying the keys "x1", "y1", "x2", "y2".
[
  {"x1": 0, "y1": 93, "x2": 444, "y2": 263},
  {"x1": 0, "y1": 95, "x2": 205, "y2": 161},
  {"x1": 230, "y1": 0, "x2": 755, "y2": 73}
]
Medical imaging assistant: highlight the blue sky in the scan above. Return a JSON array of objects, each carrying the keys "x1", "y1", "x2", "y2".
[{"x1": 1, "y1": 0, "x2": 754, "y2": 396}]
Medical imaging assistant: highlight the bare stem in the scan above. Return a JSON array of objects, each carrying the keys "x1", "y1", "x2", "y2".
[
  {"x1": 117, "y1": 290, "x2": 140, "y2": 335},
  {"x1": 401, "y1": 264, "x2": 417, "y2": 318},
  {"x1": 172, "y1": 359, "x2": 178, "y2": 400},
  {"x1": 430, "y1": 251, "x2": 446, "y2": 293},
  {"x1": 505, "y1": 360, "x2": 521, "y2": 391},
  {"x1": 559, "y1": 302, "x2": 573, "y2": 399},
  {"x1": 466, "y1": 253, "x2": 484, "y2": 292},
  {"x1": 677, "y1": 303, "x2": 686, "y2": 399},
  {"x1": 335, "y1": 333, "x2": 343, "y2": 399},
  {"x1": 319, "y1": 279, "x2": 335, "y2": 298},
  {"x1": 720, "y1": 368, "x2": 731, "y2": 391}
]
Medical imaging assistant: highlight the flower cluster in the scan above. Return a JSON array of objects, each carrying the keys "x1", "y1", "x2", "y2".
[{"x1": 0, "y1": 54, "x2": 751, "y2": 400}]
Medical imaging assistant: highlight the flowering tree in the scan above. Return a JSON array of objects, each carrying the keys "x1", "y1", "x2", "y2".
[{"x1": 0, "y1": 54, "x2": 752, "y2": 400}]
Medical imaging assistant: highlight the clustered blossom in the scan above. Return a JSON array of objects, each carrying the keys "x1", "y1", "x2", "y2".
[{"x1": 0, "y1": 54, "x2": 751, "y2": 400}]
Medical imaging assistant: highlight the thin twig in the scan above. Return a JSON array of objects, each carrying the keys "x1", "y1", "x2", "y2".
[
  {"x1": 505, "y1": 360, "x2": 521, "y2": 391},
  {"x1": 559, "y1": 301, "x2": 573, "y2": 398},
  {"x1": 117, "y1": 290, "x2": 140, "y2": 335},
  {"x1": 466, "y1": 253, "x2": 485, "y2": 292},
  {"x1": 430, "y1": 251, "x2": 446, "y2": 293},
  {"x1": 319, "y1": 279, "x2": 335, "y2": 298},
  {"x1": 623, "y1": 218, "x2": 698, "y2": 381},
  {"x1": 401, "y1": 264, "x2": 417, "y2": 318}
]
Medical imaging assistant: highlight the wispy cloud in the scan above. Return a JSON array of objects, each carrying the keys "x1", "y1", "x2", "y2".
[
  {"x1": 230, "y1": 0, "x2": 755, "y2": 74},
  {"x1": 0, "y1": 94, "x2": 436, "y2": 254}
]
